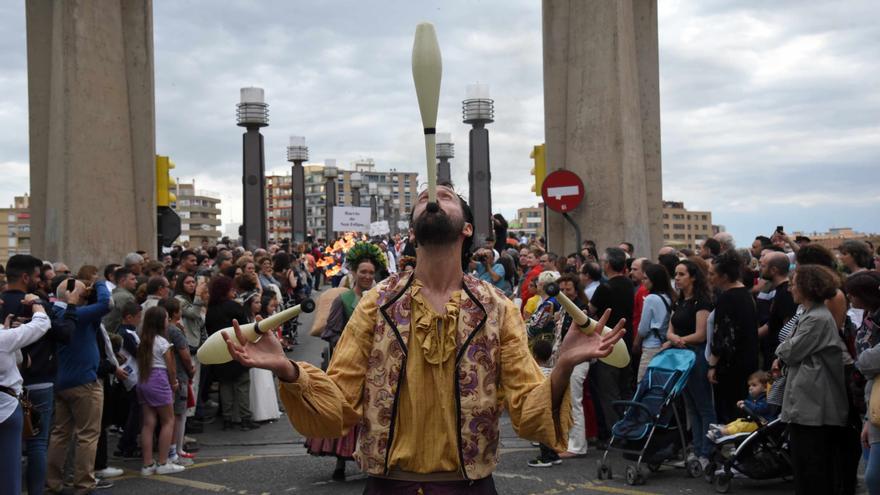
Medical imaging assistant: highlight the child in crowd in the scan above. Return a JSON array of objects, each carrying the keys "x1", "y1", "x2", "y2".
[
  {"x1": 707, "y1": 371, "x2": 776, "y2": 441},
  {"x1": 161, "y1": 298, "x2": 196, "y2": 466},
  {"x1": 136, "y1": 306, "x2": 185, "y2": 475},
  {"x1": 527, "y1": 339, "x2": 562, "y2": 468},
  {"x1": 115, "y1": 302, "x2": 142, "y2": 458}
]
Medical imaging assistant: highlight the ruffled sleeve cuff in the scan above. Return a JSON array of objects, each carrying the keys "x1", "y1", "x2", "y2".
[{"x1": 516, "y1": 375, "x2": 573, "y2": 452}]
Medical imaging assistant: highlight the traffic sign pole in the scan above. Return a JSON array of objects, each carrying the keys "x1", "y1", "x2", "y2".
[{"x1": 541, "y1": 170, "x2": 585, "y2": 251}]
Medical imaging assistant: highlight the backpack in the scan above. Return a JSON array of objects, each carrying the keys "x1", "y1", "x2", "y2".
[
  {"x1": 650, "y1": 295, "x2": 672, "y2": 343},
  {"x1": 843, "y1": 314, "x2": 867, "y2": 420}
]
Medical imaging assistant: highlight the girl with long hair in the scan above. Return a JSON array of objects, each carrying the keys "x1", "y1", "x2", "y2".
[
  {"x1": 136, "y1": 306, "x2": 185, "y2": 475},
  {"x1": 636, "y1": 263, "x2": 675, "y2": 380},
  {"x1": 247, "y1": 291, "x2": 282, "y2": 422}
]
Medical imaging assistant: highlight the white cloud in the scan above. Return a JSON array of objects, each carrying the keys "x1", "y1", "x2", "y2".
[{"x1": 0, "y1": 0, "x2": 876, "y2": 247}]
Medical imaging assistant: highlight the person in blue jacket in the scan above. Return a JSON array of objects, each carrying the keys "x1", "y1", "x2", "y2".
[{"x1": 45, "y1": 278, "x2": 112, "y2": 494}]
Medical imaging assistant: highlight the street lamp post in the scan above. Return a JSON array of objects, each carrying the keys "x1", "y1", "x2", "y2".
[
  {"x1": 237, "y1": 87, "x2": 269, "y2": 250},
  {"x1": 463, "y1": 83, "x2": 494, "y2": 248},
  {"x1": 368, "y1": 182, "x2": 378, "y2": 223},
  {"x1": 379, "y1": 184, "x2": 392, "y2": 236},
  {"x1": 286, "y1": 135, "x2": 308, "y2": 244},
  {"x1": 323, "y1": 160, "x2": 338, "y2": 241},
  {"x1": 436, "y1": 132, "x2": 454, "y2": 185},
  {"x1": 350, "y1": 172, "x2": 363, "y2": 208}
]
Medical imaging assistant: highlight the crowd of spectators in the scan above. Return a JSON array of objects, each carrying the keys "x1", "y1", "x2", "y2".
[{"x1": 2, "y1": 225, "x2": 880, "y2": 494}]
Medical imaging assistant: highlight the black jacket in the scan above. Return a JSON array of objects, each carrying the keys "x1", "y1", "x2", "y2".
[
  {"x1": 1, "y1": 290, "x2": 78, "y2": 386},
  {"x1": 205, "y1": 300, "x2": 249, "y2": 380}
]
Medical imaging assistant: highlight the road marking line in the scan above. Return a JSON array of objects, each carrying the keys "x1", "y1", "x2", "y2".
[
  {"x1": 527, "y1": 480, "x2": 662, "y2": 495},
  {"x1": 149, "y1": 474, "x2": 230, "y2": 492},
  {"x1": 494, "y1": 471, "x2": 543, "y2": 482}
]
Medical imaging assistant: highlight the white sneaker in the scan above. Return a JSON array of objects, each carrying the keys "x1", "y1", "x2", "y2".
[
  {"x1": 170, "y1": 455, "x2": 194, "y2": 466},
  {"x1": 141, "y1": 463, "x2": 157, "y2": 476},
  {"x1": 156, "y1": 462, "x2": 186, "y2": 475},
  {"x1": 96, "y1": 466, "x2": 124, "y2": 478}
]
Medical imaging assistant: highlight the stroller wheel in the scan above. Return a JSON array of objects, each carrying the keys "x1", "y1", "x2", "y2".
[
  {"x1": 625, "y1": 465, "x2": 646, "y2": 486},
  {"x1": 714, "y1": 473, "x2": 732, "y2": 493},
  {"x1": 596, "y1": 461, "x2": 612, "y2": 480},
  {"x1": 686, "y1": 458, "x2": 703, "y2": 478}
]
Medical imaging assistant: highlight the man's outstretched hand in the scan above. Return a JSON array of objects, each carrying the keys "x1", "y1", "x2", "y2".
[
  {"x1": 222, "y1": 319, "x2": 298, "y2": 382},
  {"x1": 556, "y1": 308, "x2": 626, "y2": 369}
]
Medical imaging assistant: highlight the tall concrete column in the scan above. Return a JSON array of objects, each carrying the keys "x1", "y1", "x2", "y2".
[
  {"x1": 27, "y1": 0, "x2": 157, "y2": 266},
  {"x1": 287, "y1": 137, "x2": 308, "y2": 244},
  {"x1": 463, "y1": 85, "x2": 494, "y2": 249},
  {"x1": 542, "y1": 0, "x2": 662, "y2": 257}
]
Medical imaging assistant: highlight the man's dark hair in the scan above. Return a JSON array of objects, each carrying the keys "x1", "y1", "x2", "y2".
[
  {"x1": 180, "y1": 250, "x2": 197, "y2": 262},
  {"x1": 581, "y1": 261, "x2": 602, "y2": 281},
  {"x1": 6, "y1": 254, "x2": 43, "y2": 282},
  {"x1": 160, "y1": 297, "x2": 181, "y2": 317},
  {"x1": 658, "y1": 253, "x2": 679, "y2": 278},
  {"x1": 794, "y1": 235, "x2": 811, "y2": 244},
  {"x1": 114, "y1": 267, "x2": 133, "y2": 281},
  {"x1": 146, "y1": 276, "x2": 167, "y2": 295},
  {"x1": 755, "y1": 236, "x2": 772, "y2": 248},
  {"x1": 604, "y1": 247, "x2": 627, "y2": 273},
  {"x1": 531, "y1": 339, "x2": 553, "y2": 363},
  {"x1": 103, "y1": 263, "x2": 121, "y2": 281},
  {"x1": 702, "y1": 238, "x2": 722, "y2": 257},
  {"x1": 121, "y1": 301, "x2": 142, "y2": 319},
  {"x1": 621, "y1": 242, "x2": 635, "y2": 254}
]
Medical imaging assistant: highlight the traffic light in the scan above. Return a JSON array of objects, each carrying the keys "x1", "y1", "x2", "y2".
[
  {"x1": 530, "y1": 144, "x2": 546, "y2": 196},
  {"x1": 155, "y1": 155, "x2": 177, "y2": 207}
]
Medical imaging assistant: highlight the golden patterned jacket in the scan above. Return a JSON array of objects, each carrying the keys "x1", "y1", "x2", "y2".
[{"x1": 279, "y1": 271, "x2": 572, "y2": 480}]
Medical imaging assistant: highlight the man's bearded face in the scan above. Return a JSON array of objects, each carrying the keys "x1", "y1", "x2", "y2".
[{"x1": 412, "y1": 186, "x2": 468, "y2": 247}]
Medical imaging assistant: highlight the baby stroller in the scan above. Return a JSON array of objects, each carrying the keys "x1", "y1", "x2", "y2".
[
  {"x1": 597, "y1": 349, "x2": 696, "y2": 485},
  {"x1": 705, "y1": 404, "x2": 792, "y2": 493}
]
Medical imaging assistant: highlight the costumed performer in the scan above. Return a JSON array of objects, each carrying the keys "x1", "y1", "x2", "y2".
[
  {"x1": 307, "y1": 241, "x2": 386, "y2": 481},
  {"x1": 222, "y1": 184, "x2": 626, "y2": 494}
]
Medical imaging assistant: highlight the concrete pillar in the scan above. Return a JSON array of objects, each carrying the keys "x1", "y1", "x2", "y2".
[
  {"x1": 542, "y1": 0, "x2": 661, "y2": 257},
  {"x1": 27, "y1": 0, "x2": 157, "y2": 267}
]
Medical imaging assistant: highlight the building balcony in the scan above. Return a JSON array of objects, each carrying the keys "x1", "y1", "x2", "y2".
[
  {"x1": 182, "y1": 228, "x2": 221, "y2": 238},
  {"x1": 179, "y1": 205, "x2": 221, "y2": 215}
]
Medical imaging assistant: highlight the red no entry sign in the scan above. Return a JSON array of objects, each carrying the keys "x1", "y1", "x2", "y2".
[{"x1": 541, "y1": 170, "x2": 584, "y2": 213}]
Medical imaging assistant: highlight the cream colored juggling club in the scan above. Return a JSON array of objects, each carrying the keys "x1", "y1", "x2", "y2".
[
  {"x1": 411, "y1": 22, "x2": 442, "y2": 202},
  {"x1": 544, "y1": 283, "x2": 630, "y2": 368},
  {"x1": 196, "y1": 299, "x2": 316, "y2": 365}
]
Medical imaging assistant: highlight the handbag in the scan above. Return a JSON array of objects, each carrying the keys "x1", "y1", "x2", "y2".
[
  {"x1": 0, "y1": 385, "x2": 41, "y2": 439},
  {"x1": 186, "y1": 382, "x2": 196, "y2": 409},
  {"x1": 869, "y1": 379, "x2": 880, "y2": 427}
]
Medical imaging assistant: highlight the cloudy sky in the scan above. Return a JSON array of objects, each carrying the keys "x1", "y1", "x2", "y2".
[{"x1": 0, "y1": 0, "x2": 877, "y2": 246}]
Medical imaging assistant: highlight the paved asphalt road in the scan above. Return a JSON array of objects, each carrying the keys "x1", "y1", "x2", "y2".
[{"x1": 105, "y1": 297, "x2": 838, "y2": 495}]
